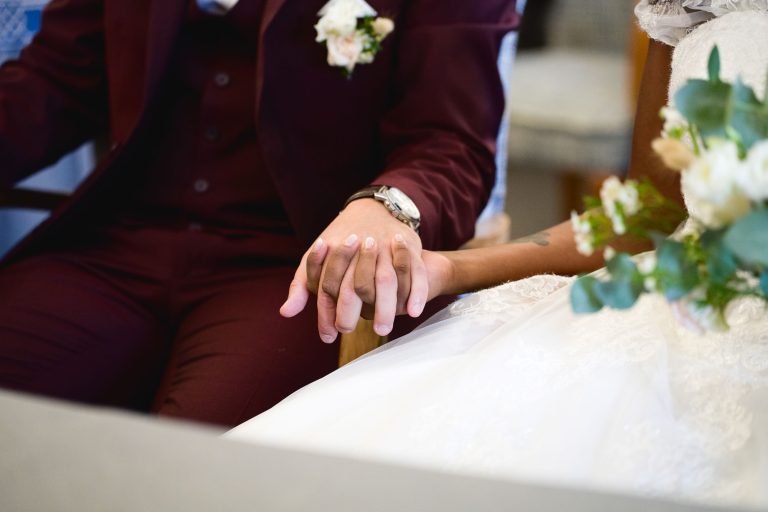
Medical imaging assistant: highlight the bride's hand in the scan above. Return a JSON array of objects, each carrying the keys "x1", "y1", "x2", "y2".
[{"x1": 353, "y1": 247, "x2": 456, "y2": 321}]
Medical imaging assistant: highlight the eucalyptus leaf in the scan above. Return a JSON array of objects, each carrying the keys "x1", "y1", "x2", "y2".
[
  {"x1": 700, "y1": 229, "x2": 737, "y2": 284},
  {"x1": 593, "y1": 279, "x2": 642, "y2": 310},
  {"x1": 675, "y1": 57, "x2": 768, "y2": 151},
  {"x1": 674, "y1": 79, "x2": 731, "y2": 138},
  {"x1": 606, "y1": 252, "x2": 639, "y2": 280},
  {"x1": 570, "y1": 275, "x2": 603, "y2": 314},
  {"x1": 724, "y1": 209, "x2": 768, "y2": 266},
  {"x1": 707, "y1": 45, "x2": 721, "y2": 83},
  {"x1": 656, "y1": 240, "x2": 700, "y2": 301}
]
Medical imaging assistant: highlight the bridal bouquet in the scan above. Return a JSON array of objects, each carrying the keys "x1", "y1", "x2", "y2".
[{"x1": 570, "y1": 47, "x2": 768, "y2": 332}]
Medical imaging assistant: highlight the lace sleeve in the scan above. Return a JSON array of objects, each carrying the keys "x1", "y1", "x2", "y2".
[{"x1": 635, "y1": 0, "x2": 713, "y2": 46}]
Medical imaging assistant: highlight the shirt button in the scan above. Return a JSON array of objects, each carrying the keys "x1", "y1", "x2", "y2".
[
  {"x1": 213, "y1": 72, "x2": 231, "y2": 87},
  {"x1": 193, "y1": 179, "x2": 209, "y2": 193},
  {"x1": 204, "y1": 126, "x2": 220, "y2": 142}
]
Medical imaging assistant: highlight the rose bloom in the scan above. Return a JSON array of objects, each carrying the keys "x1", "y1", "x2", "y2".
[
  {"x1": 739, "y1": 140, "x2": 768, "y2": 202},
  {"x1": 372, "y1": 17, "x2": 395, "y2": 38},
  {"x1": 652, "y1": 137, "x2": 694, "y2": 172},
  {"x1": 681, "y1": 141, "x2": 751, "y2": 228},
  {"x1": 326, "y1": 33, "x2": 365, "y2": 71},
  {"x1": 315, "y1": 0, "x2": 376, "y2": 41}
]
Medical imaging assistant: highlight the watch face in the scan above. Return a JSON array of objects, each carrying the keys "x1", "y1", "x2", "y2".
[{"x1": 388, "y1": 187, "x2": 420, "y2": 220}]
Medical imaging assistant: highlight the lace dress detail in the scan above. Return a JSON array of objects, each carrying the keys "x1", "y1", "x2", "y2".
[
  {"x1": 635, "y1": 0, "x2": 768, "y2": 46},
  {"x1": 446, "y1": 275, "x2": 572, "y2": 325}
]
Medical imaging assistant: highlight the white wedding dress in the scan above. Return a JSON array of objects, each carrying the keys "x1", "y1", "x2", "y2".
[{"x1": 229, "y1": 2, "x2": 768, "y2": 507}]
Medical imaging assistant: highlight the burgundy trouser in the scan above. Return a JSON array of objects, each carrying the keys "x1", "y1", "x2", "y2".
[{"x1": 0, "y1": 225, "x2": 338, "y2": 427}]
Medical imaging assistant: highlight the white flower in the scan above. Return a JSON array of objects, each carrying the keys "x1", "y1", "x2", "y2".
[
  {"x1": 315, "y1": 0, "x2": 377, "y2": 42},
  {"x1": 636, "y1": 252, "x2": 657, "y2": 274},
  {"x1": 661, "y1": 106, "x2": 688, "y2": 138},
  {"x1": 571, "y1": 211, "x2": 594, "y2": 256},
  {"x1": 326, "y1": 33, "x2": 365, "y2": 71},
  {"x1": 739, "y1": 140, "x2": 768, "y2": 202},
  {"x1": 603, "y1": 246, "x2": 616, "y2": 261},
  {"x1": 681, "y1": 140, "x2": 752, "y2": 228},
  {"x1": 600, "y1": 176, "x2": 640, "y2": 235},
  {"x1": 372, "y1": 17, "x2": 395, "y2": 38},
  {"x1": 652, "y1": 137, "x2": 694, "y2": 172},
  {"x1": 636, "y1": 252, "x2": 658, "y2": 291}
]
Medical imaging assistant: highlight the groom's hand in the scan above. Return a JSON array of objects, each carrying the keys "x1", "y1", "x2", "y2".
[{"x1": 280, "y1": 198, "x2": 428, "y2": 343}]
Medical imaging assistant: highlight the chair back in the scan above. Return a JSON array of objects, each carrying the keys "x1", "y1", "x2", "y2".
[{"x1": 545, "y1": 0, "x2": 635, "y2": 53}]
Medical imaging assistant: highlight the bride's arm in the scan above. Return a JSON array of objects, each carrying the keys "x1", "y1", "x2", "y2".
[{"x1": 427, "y1": 41, "x2": 678, "y2": 297}]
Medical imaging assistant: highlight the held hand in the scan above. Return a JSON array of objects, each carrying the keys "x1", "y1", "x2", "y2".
[{"x1": 281, "y1": 198, "x2": 427, "y2": 343}]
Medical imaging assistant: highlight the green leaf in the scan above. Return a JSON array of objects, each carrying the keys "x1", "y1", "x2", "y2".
[
  {"x1": 700, "y1": 229, "x2": 738, "y2": 284},
  {"x1": 761, "y1": 272, "x2": 768, "y2": 297},
  {"x1": 730, "y1": 77, "x2": 768, "y2": 150},
  {"x1": 674, "y1": 79, "x2": 731, "y2": 138},
  {"x1": 606, "y1": 252, "x2": 638, "y2": 280},
  {"x1": 593, "y1": 279, "x2": 642, "y2": 310},
  {"x1": 674, "y1": 74, "x2": 768, "y2": 151},
  {"x1": 708, "y1": 45, "x2": 721, "y2": 83},
  {"x1": 724, "y1": 209, "x2": 768, "y2": 266},
  {"x1": 656, "y1": 240, "x2": 700, "y2": 301},
  {"x1": 570, "y1": 275, "x2": 603, "y2": 314}
]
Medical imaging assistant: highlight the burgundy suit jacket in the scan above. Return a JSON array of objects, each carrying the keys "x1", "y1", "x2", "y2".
[{"x1": 0, "y1": 0, "x2": 520, "y2": 262}]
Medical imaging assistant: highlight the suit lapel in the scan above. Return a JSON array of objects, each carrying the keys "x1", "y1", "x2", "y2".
[
  {"x1": 142, "y1": 0, "x2": 188, "y2": 108},
  {"x1": 255, "y1": 0, "x2": 288, "y2": 112},
  {"x1": 260, "y1": 0, "x2": 289, "y2": 37}
]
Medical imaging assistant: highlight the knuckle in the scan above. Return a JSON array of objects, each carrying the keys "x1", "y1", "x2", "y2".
[
  {"x1": 375, "y1": 272, "x2": 396, "y2": 288},
  {"x1": 394, "y1": 261, "x2": 410, "y2": 276},
  {"x1": 337, "y1": 289, "x2": 358, "y2": 309},
  {"x1": 354, "y1": 283, "x2": 375, "y2": 301},
  {"x1": 321, "y1": 280, "x2": 340, "y2": 299}
]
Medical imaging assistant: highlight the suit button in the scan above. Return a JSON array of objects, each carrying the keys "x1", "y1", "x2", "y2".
[
  {"x1": 204, "y1": 126, "x2": 220, "y2": 142},
  {"x1": 213, "y1": 72, "x2": 231, "y2": 87},
  {"x1": 193, "y1": 179, "x2": 209, "y2": 193}
]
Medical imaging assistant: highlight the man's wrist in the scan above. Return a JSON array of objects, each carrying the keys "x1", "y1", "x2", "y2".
[{"x1": 344, "y1": 185, "x2": 421, "y2": 232}]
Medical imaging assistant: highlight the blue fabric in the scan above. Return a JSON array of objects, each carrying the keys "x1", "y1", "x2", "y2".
[
  {"x1": 0, "y1": 1, "x2": 94, "y2": 256},
  {"x1": 477, "y1": 0, "x2": 526, "y2": 222}
]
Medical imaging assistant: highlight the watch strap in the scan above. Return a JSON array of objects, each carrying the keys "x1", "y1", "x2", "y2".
[{"x1": 343, "y1": 185, "x2": 385, "y2": 209}]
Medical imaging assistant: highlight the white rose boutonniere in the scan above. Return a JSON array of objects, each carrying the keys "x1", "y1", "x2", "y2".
[{"x1": 315, "y1": 0, "x2": 394, "y2": 77}]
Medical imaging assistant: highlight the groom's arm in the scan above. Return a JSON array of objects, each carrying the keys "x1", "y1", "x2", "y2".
[
  {"x1": 282, "y1": 0, "x2": 521, "y2": 341},
  {"x1": 0, "y1": 0, "x2": 109, "y2": 190}
]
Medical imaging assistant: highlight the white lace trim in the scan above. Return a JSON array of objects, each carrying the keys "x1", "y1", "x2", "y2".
[
  {"x1": 447, "y1": 275, "x2": 572, "y2": 325},
  {"x1": 635, "y1": 0, "x2": 768, "y2": 46}
]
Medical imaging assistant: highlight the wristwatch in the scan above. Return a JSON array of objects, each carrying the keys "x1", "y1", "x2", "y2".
[{"x1": 344, "y1": 185, "x2": 421, "y2": 232}]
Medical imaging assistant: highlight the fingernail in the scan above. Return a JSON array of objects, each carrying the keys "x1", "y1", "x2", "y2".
[
  {"x1": 375, "y1": 324, "x2": 392, "y2": 336},
  {"x1": 320, "y1": 333, "x2": 336, "y2": 344},
  {"x1": 412, "y1": 301, "x2": 425, "y2": 317},
  {"x1": 344, "y1": 234, "x2": 359, "y2": 247},
  {"x1": 313, "y1": 238, "x2": 325, "y2": 252}
]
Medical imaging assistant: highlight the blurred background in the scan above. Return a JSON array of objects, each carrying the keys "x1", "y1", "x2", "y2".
[{"x1": 504, "y1": 0, "x2": 645, "y2": 238}]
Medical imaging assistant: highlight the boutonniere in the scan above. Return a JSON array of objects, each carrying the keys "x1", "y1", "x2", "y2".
[{"x1": 315, "y1": 0, "x2": 394, "y2": 77}]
